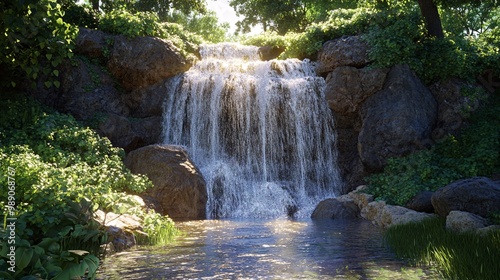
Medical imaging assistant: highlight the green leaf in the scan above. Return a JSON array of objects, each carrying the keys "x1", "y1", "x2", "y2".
[
  {"x1": 16, "y1": 247, "x2": 34, "y2": 271},
  {"x1": 46, "y1": 53, "x2": 52, "y2": 61},
  {"x1": 52, "y1": 69, "x2": 59, "y2": 77},
  {"x1": 44, "y1": 81, "x2": 52, "y2": 88},
  {"x1": 54, "y1": 80, "x2": 61, "y2": 88}
]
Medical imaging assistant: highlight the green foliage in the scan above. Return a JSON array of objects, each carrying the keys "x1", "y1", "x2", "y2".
[
  {"x1": 0, "y1": 96, "x2": 179, "y2": 278},
  {"x1": 99, "y1": 8, "x2": 165, "y2": 38},
  {"x1": 385, "y1": 217, "x2": 500, "y2": 280},
  {"x1": 166, "y1": 10, "x2": 229, "y2": 43},
  {"x1": 0, "y1": 0, "x2": 78, "y2": 89},
  {"x1": 366, "y1": 94, "x2": 500, "y2": 206},
  {"x1": 135, "y1": 211, "x2": 180, "y2": 246},
  {"x1": 0, "y1": 199, "x2": 104, "y2": 279}
]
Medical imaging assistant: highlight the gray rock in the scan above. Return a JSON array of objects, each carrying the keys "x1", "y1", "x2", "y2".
[
  {"x1": 324, "y1": 66, "x2": 388, "y2": 115},
  {"x1": 316, "y1": 36, "x2": 370, "y2": 75},
  {"x1": 406, "y1": 191, "x2": 435, "y2": 213},
  {"x1": 432, "y1": 177, "x2": 500, "y2": 217},
  {"x1": 358, "y1": 64, "x2": 437, "y2": 171},
  {"x1": 311, "y1": 198, "x2": 360, "y2": 219},
  {"x1": 124, "y1": 145, "x2": 207, "y2": 220},
  {"x1": 108, "y1": 35, "x2": 191, "y2": 91},
  {"x1": 75, "y1": 27, "x2": 112, "y2": 59},
  {"x1": 258, "y1": 45, "x2": 285, "y2": 61},
  {"x1": 96, "y1": 114, "x2": 162, "y2": 152},
  {"x1": 446, "y1": 210, "x2": 489, "y2": 233}
]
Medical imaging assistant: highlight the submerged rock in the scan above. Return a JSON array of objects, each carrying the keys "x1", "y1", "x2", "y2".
[
  {"x1": 311, "y1": 198, "x2": 360, "y2": 219},
  {"x1": 124, "y1": 144, "x2": 208, "y2": 220}
]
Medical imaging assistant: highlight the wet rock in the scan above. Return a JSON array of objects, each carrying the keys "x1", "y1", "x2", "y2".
[
  {"x1": 258, "y1": 45, "x2": 285, "y2": 61},
  {"x1": 311, "y1": 198, "x2": 360, "y2": 219},
  {"x1": 124, "y1": 144, "x2": 207, "y2": 220},
  {"x1": 446, "y1": 210, "x2": 489, "y2": 233},
  {"x1": 432, "y1": 177, "x2": 500, "y2": 218},
  {"x1": 358, "y1": 64, "x2": 437, "y2": 171},
  {"x1": 405, "y1": 191, "x2": 435, "y2": 213},
  {"x1": 316, "y1": 36, "x2": 370, "y2": 76},
  {"x1": 346, "y1": 185, "x2": 374, "y2": 210}
]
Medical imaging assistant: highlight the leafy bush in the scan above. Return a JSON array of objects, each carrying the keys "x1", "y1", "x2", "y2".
[
  {"x1": 0, "y1": 0, "x2": 77, "y2": 88},
  {"x1": 99, "y1": 8, "x2": 165, "y2": 38},
  {"x1": 0, "y1": 96, "x2": 179, "y2": 278},
  {"x1": 385, "y1": 217, "x2": 500, "y2": 280},
  {"x1": 366, "y1": 94, "x2": 500, "y2": 205}
]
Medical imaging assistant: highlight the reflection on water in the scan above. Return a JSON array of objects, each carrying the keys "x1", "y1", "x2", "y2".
[{"x1": 98, "y1": 219, "x2": 437, "y2": 279}]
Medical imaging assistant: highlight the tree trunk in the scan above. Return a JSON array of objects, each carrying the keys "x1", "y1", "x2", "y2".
[
  {"x1": 91, "y1": 0, "x2": 99, "y2": 12},
  {"x1": 417, "y1": 0, "x2": 444, "y2": 38}
]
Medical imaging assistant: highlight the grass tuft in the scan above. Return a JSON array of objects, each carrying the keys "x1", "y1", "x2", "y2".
[{"x1": 385, "y1": 217, "x2": 500, "y2": 280}]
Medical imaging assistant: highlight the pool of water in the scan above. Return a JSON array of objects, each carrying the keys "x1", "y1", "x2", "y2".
[{"x1": 98, "y1": 218, "x2": 437, "y2": 279}]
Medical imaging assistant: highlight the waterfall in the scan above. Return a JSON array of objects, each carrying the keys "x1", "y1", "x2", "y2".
[{"x1": 162, "y1": 43, "x2": 342, "y2": 219}]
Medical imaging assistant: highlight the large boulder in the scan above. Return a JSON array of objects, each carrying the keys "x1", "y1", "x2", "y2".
[
  {"x1": 124, "y1": 145, "x2": 207, "y2": 220},
  {"x1": 358, "y1": 64, "x2": 437, "y2": 171},
  {"x1": 323, "y1": 66, "x2": 387, "y2": 193},
  {"x1": 445, "y1": 210, "x2": 489, "y2": 233},
  {"x1": 311, "y1": 198, "x2": 360, "y2": 219},
  {"x1": 108, "y1": 35, "x2": 191, "y2": 91},
  {"x1": 432, "y1": 177, "x2": 500, "y2": 218},
  {"x1": 324, "y1": 66, "x2": 388, "y2": 115},
  {"x1": 316, "y1": 36, "x2": 370, "y2": 76}
]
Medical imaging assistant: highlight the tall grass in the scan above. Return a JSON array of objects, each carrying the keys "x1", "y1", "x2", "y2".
[
  {"x1": 385, "y1": 217, "x2": 500, "y2": 280},
  {"x1": 135, "y1": 211, "x2": 181, "y2": 246}
]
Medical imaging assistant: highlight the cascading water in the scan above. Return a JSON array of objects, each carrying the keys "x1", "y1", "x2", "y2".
[{"x1": 162, "y1": 43, "x2": 342, "y2": 219}]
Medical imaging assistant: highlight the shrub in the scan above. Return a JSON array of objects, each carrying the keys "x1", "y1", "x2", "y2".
[{"x1": 0, "y1": 96, "x2": 179, "y2": 279}]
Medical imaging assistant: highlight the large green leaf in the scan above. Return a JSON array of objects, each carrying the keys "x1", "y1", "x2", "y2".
[{"x1": 16, "y1": 247, "x2": 34, "y2": 271}]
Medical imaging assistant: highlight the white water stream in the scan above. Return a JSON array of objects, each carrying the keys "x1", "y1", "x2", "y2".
[{"x1": 162, "y1": 43, "x2": 342, "y2": 219}]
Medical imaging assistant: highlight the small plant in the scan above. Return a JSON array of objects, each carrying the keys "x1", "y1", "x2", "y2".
[{"x1": 136, "y1": 210, "x2": 180, "y2": 246}]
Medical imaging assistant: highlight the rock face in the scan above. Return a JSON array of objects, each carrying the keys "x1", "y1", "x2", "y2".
[
  {"x1": 323, "y1": 66, "x2": 388, "y2": 192},
  {"x1": 311, "y1": 198, "x2": 360, "y2": 219},
  {"x1": 325, "y1": 66, "x2": 388, "y2": 115},
  {"x1": 429, "y1": 79, "x2": 488, "y2": 140},
  {"x1": 360, "y1": 201, "x2": 436, "y2": 227},
  {"x1": 124, "y1": 144, "x2": 208, "y2": 220},
  {"x1": 445, "y1": 210, "x2": 489, "y2": 233},
  {"x1": 316, "y1": 36, "x2": 370, "y2": 76},
  {"x1": 432, "y1": 177, "x2": 500, "y2": 218},
  {"x1": 75, "y1": 27, "x2": 112, "y2": 59},
  {"x1": 32, "y1": 28, "x2": 193, "y2": 151},
  {"x1": 358, "y1": 64, "x2": 437, "y2": 171},
  {"x1": 107, "y1": 35, "x2": 191, "y2": 91}
]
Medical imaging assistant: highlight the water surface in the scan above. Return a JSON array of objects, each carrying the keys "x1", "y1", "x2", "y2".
[{"x1": 99, "y1": 218, "x2": 437, "y2": 279}]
